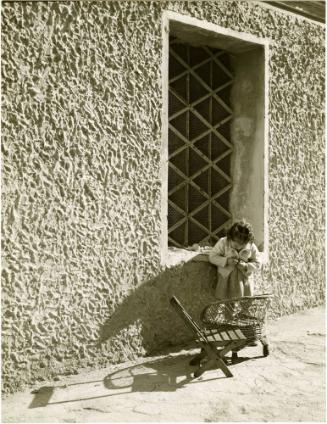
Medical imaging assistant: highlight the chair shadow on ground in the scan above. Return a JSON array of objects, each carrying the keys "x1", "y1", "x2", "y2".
[
  {"x1": 28, "y1": 353, "x2": 207, "y2": 409},
  {"x1": 29, "y1": 351, "x2": 263, "y2": 409}
]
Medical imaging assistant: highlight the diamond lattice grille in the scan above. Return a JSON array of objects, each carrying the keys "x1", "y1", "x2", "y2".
[{"x1": 168, "y1": 39, "x2": 233, "y2": 248}]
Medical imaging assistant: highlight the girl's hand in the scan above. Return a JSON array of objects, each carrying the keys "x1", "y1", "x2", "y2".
[
  {"x1": 237, "y1": 260, "x2": 248, "y2": 273},
  {"x1": 227, "y1": 257, "x2": 238, "y2": 266}
]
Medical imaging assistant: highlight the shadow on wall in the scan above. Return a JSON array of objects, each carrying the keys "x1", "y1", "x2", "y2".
[{"x1": 97, "y1": 258, "x2": 217, "y2": 356}]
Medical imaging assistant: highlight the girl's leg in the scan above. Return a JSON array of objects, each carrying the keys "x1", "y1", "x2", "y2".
[
  {"x1": 215, "y1": 275, "x2": 228, "y2": 299},
  {"x1": 243, "y1": 279, "x2": 254, "y2": 296},
  {"x1": 228, "y1": 269, "x2": 244, "y2": 298}
]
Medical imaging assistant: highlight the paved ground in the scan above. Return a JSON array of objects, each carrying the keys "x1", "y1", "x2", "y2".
[{"x1": 2, "y1": 306, "x2": 326, "y2": 423}]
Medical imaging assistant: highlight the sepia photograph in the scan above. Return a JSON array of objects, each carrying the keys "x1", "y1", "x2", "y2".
[{"x1": 1, "y1": 0, "x2": 325, "y2": 422}]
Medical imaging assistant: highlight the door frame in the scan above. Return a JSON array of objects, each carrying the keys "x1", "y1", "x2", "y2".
[{"x1": 160, "y1": 10, "x2": 270, "y2": 266}]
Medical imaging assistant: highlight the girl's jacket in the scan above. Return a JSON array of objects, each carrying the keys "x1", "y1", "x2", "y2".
[{"x1": 209, "y1": 236, "x2": 261, "y2": 279}]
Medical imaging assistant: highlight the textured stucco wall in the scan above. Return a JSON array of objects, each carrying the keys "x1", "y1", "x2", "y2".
[{"x1": 2, "y1": 0, "x2": 325, "y2": 393}]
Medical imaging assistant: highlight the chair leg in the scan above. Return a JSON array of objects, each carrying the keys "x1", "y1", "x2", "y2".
[
  {"x1": 260, "y1": 336, "x2": 269, "y2": 356},
  {"x1": 192, "y1": 346, "x2": 233, "y2": 379},
  {"x1": 231, "y1": 351, "x2": 238, "y2": 364},
  {"x1": 193, "y1": 356, "x2": 233, "y2": 379},
  {"x1": 189, "y1": 348, "x2": 206, "y2": 366},
  {"x1": 214, "y1": 356, "x2": 233, "y2": 378}
]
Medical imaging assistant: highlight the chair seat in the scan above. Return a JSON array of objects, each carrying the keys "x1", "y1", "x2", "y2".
[
  {"x1": 170, "y1": 294, "x2": 273, "y2": 379},
  {"x1": 199, "y1": 327, "x2": 246, "y2": 343}
]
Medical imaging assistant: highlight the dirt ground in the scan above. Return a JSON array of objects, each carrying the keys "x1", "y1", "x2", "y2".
[{"x1": 2, "y1": 305, "x2": 326, "y2": 423}]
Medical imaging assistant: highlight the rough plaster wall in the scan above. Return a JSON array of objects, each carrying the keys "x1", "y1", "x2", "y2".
[{"x1": 2, "y1": 0, "x2": 325, "y2": 393}]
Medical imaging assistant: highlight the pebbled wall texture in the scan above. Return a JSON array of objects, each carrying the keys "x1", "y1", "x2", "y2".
[{"x1": 2, "y1": 0, "x2": 325, "y2": 393}]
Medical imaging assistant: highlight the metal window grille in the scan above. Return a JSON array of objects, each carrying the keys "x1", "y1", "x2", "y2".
[{"x1": 168, "y1": 38, "x2": 233, "y2": 248}]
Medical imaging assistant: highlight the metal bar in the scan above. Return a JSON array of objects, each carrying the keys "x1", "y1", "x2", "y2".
[
  {"x1": 168, "y1": 161, "x2": 188, "y2": 181},
  {"x1": 209, "y1": 57, "x2": 213, "y2": 240},
  {"x1": 211, "y1": 198, "x2": 232, "y2": 216},
  {"x1": 188, "y1": 215, "x2": 210, "y2": 235},
  {"x1": 169, "y1": 182, "x2": 231, "y2": 226},
  {"x1": 170, "y1": 49, "x2": 233, "y2": 114},
  {"x1": 185, "y1": 43, "x2": 190, "y2": 247},
  {"x1": 169, "y1": 165, "x2": 233, "y2": 215},
  {"x1": 169, "y1": 81, "x2": 233, "y2": 121},
  {"x1": 168, "y1": 41, "x2": 234, "y2": 247},
  {"x1": 214, "y1": 148, "x2": 233, "y2": 163},
  {"x1": 170, "y1": 108, "x2": 233, "y2": 150},
  {"x1": 212, "y1": 184, "x2": 233, "y2": 199},
  {"x1": 169, "y1": 69, "x2": 189, "y2": 84},
  {"x1": 203, "y1": 46, "x2": 234, "y2": 80},
  {"x1": 169, "y1": 162, "x2": 230, "y2": 200},
  {"x1": 190, "y1": 103, "x2": 231, "y2": 143},
  {"x1": 216, "y1": 80, "x2": 234, "y2": 92},
  {"x1": 169, "y1": 51, "x2": 227, "y2": 84},
  {"x1": 168, "y1": 122, "x2": 233, "y2": 162},
  {"x1": 169, "y1": 125, "x2": 233, "y2": 181},
  {"x1": 169, "y1": 174, "x2": 210, "y2": 199},
  {"x1": 167, "y1": 217, "x2": 187, "y2": 234},
  {"x1": 169, "y1": 126, "x2": 211, "y2": 165},
  {"x1": 167, "y1": 236, "x2": 183, "y2": 248},
  {"x1": 168, "y1": 199, "x2": 187, "y2": 217},
  {"x1": 168, "y1": 179, "x2": 187, "y2": 196},
  {"x1": 211, "y1": 222, "x2": 232, "y2": 237},
  {"x1": 188, "y1": 199, "x2": 210, "y2": 217}
]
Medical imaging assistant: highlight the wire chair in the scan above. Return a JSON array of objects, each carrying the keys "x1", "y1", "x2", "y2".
[{"x1": 201, "y1": 294, "x2": 273, "y2": 360}]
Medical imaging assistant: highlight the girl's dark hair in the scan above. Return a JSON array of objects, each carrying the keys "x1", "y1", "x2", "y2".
[{"x1": 226, "y1": 220, "x2": 254, "y2": 243}]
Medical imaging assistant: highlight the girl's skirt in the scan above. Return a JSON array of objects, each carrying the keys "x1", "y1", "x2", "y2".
[{"x1": 215, "y1": 267, "x2": 253, "y2": 299}]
